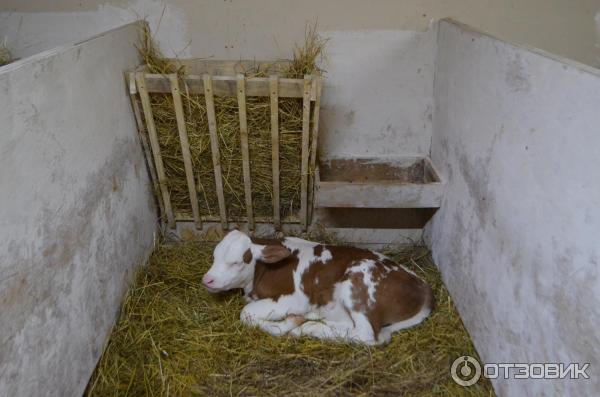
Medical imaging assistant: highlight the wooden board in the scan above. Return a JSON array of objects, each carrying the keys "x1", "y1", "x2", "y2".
[
  {"x1": 170, "y1": 74, "x2": 202, "y2": 229},
  {"x1": 307, "y1": 76, "x2": 322, "y2": 224},
  {"x1": 127, "y1": 72, "x2": 165, "y2": 219},
  {"x1": 203, "y1": 74, "x2": 228, "y2": 228},
  {"x1": 135, "y1": 72, "x2": 176, "y2": 228},
  {"x1": 300, "y1": 75, "x2": 312, "y2": 230},
  {"x1": 269, "y1": 75, "x2": 281, "y2": 229},
  {"x1": 172, "y1": 59, "x2": 291, "y2": 76},
  {"x1": 237, "y1": 74, "x2": 254, "y2": 230},
  {"x1": 144, "y1": 74, "x2": 318, "y2": 100}
]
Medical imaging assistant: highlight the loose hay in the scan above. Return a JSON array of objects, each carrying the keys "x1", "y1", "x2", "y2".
[
  {"x1": 87, "y1": 242, "x2": 494, "y2": 396},
  {"x1": 0, "y1": 37, "x2": 12, "y2": 66},
  {"x1": 139, "y1": 26, "x2": 325, "y2": 220}
]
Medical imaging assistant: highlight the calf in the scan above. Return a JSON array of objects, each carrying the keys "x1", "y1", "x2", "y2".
[{"x1": 202, "y1": 230, "x2": 433, "y2": 345}]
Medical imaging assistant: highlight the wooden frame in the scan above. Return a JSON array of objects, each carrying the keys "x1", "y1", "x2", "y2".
[
  {"x1": 131, "y1": 64, "x2": 322, "y2": 231},
  {"x1": 300, "y1": 75, "x2": 312, "y2": 230},
  {"x1": 203, "y1": 74, "x2": 228, "y2": 229},
  {"x1": 135, "y1": 72, "x2": 176, "y2": 229},
  {"x1": 143, "y1": 74, "x2": 318, "y2": 99},
  {"x1": 269, "y1": 75, "x2": 281, "y2": 230},
  {"x1": 126, "y1": 72, "x2": 165, "y2": 220},
  {"x1": 236, "y1": 74, "x2": 254, "y2": 230},
  {"x1": 169, "y1": 74, "x2": 202, "y2": 229},
  {"x1": 308, "y1": 75, "x2": 322, "y2": 225}
]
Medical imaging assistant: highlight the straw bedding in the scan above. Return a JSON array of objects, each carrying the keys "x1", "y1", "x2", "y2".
[
  {"x1": 86, "y1": 241, "x2": 494, "y2": 396},
  {"x1": 140, "y1": 28, "x2": 323, "y2": 220}
]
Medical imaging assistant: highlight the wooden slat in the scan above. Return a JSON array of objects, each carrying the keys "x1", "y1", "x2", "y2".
[
  {"x1": 169, "y1": 74, "x2": 202, "y2": 229},
  {"x1": 144, "y1": 74, "x2": 317, "y2": 100},
  {"x1": 307, "y1": 76, "x2": 322, "y2": 224},
  {"x1": 127, "y1": 72, "x2": 165, "y2": 219},
  {"x1": 269, "y1": 75, "x2": 281, "y2": 230},
  {"x1": 135, "y1": 72, "x2": 176, "y2": 229},
  {"x1": 176, "y1": 215, "x2": 301, "y2": 224},
  {"x1": 173, "y1": 59, "x2": 291, "y2": 76},
  {"x1": 236, "y1": 74, "x2": 254, "y2": 230},
  {"x1": 203, "y1": 74, "x2": 228, "y2": 228},
  {"x1": 300, "y1": 75, "x2": 312, "y2": 230}
]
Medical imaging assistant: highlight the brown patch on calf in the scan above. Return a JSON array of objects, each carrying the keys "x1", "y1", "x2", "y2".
[
  {"x1": 313, "y1": 244, "x2": 324, "y2": 256},
  {"x1": 260, "y1": 245, "x2": 292, "y2": 263},
  {"x1": 243, "y1": 249, "x2": 252, "y2": 264},
  {"x1": 367, "y1": 263, "x2": 433, "y2": 338},
  {"x1": 246, "y1": 236, "x2": 298, "y2": 301},
  {"x1": 347, "y1": 270, "x2": 369, "y2": 312},
  {"x1": 301, "y1": 246, "x2": 378, "y2": 307},
  {"x1": 252, "y1": 254, "x2": 298, "y2": 300}
]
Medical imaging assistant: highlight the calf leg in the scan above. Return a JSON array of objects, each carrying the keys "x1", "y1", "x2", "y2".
[
  {"x1": 289, "y1": 320, "x2": 353, "y2": 340},
  {"x1": 245, "y1": 316, "x2": 305, "y2": 336},
  {"x1": 290, "y1": 312, "x2": 380, "y2": 345},
  {"x1": 240, "y1": 299, "x2": 306, "y2": 336}
]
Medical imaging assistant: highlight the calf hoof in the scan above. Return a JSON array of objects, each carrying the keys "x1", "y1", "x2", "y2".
[{"x1": 286, "y1": 314, "x2": 306, "y2": 327}]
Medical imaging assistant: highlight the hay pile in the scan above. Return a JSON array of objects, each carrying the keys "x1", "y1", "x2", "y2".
[
  {"x1": 87, "y1": 241, "x2": 494, "y2": 396},
  {"x1": 139, "y1": 27, "x2": 325, "y2": 220}
]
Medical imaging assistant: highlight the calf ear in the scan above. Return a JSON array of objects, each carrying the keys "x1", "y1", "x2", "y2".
[{"x1": 260, "y1": 245, "x2": 292, "y2": 264}]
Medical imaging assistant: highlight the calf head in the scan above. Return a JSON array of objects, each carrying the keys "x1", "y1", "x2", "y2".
[{"x1": 202, "y1": 230, "x2": 292, "y2": 292}]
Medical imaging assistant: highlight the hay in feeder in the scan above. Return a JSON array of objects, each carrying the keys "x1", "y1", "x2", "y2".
[
  {"x1": 138, "y1": 26, "x2": 325, "y2": 221},
  {"x1": 86, "y1": 240, "x2": 494, "y2": 396},
  {"x1": 0, "y1": 37, "x2": 12, "y2": 66}
]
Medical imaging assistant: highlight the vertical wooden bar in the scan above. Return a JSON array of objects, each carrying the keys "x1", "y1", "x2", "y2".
[
  {"x1": 169, "y1": 74, "x2": 202, "y2": 230},
  {"x1": 300, "y1": 75, "x2": 312, "y2": 230},
  {"x1": 127, "y1": 72, "x2": 165, "y2": 219},
  {"x1": 236, "y1": 74, "x2": 254, "y2": 230},
  {"x1": 135, "y1": 72, "x2": 176, "y2": 229},
  {"x1": 269, "y1": 75, "x2": 281, "y2": 229},
  {"x1": 203, "y1": 74, "x2": 228, "y2": 229},
  {"x1": 308, "y1": 75, "x2": 322, "y2": 224}
]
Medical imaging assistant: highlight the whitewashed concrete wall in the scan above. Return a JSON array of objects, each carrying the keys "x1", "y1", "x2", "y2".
[
  {"x1": 428, "y1": 19, "x2": 600, "y2": 396},
  {"x1": 319, "y1": 29, "x2": 435, "y2": 158},
  {"x1": 2, "y1": 0, "x2": 600, "y2": 68},
  {"x1": 0, "y1": 0, "x2": 191, "y2": 60},
  {"x1": 0, "y1": 7, "x2": 436, "y2": 159},
  {"x1": 0, "y1": 23, "x2": 157, "y2": 396}
]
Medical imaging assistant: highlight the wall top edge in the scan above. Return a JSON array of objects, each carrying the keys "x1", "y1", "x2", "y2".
[
  {"x1": 440, "y1": 18, "x2": 600, "y2": 78},
  {"x1": 0, "y1": 20, "x2": 144, "y2": 75}
]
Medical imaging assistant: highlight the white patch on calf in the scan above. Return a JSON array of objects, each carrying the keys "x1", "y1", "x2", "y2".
[
  {"x1": 372, "y1": 249, "x2": 420, "y2": 277},
  {"x1": 205, "y1": 230, "x2": 255, "y2": 292},
  {"x1": 320, "y1": 248, "x2": 333, "y2": 263},
  {"x1": 335, "y1": 278, "x2": 356, "y2": 312},
  {"x1": 282, "y1": 237, "x2": 320, "y2": 292},
  {"x1": 282, "y1": 236, "x2": 319, "y2": 250}
]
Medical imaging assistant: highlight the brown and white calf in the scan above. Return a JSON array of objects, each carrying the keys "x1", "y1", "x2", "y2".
[{"x1": 202, "y1": 230, "x2": 433, "y2": 345}]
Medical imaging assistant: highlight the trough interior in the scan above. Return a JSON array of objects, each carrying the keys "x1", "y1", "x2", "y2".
[
  {"x1": 317, "y1": 207, "x2": 438, "y2": 229},
  {"x1": 318, "y1": 158, "x2": 440, "y2": 184}
]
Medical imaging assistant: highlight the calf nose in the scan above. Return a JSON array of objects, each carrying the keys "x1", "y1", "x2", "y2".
[{"x1": 202, "y1": 274, "x2": 215, "y2": 287}]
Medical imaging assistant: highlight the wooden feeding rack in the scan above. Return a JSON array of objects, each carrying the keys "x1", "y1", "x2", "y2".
[{"x1": 126, "y1": 60, "x2": 322, "y2": 231}]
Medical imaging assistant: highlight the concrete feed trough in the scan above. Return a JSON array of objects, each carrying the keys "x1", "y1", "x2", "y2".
[
  {"x1": 316, "y1": 157, "x2": 444, "y2": 208},
  {"x1": 1, "y1": 14, "x2": 599, "y2": 397}
]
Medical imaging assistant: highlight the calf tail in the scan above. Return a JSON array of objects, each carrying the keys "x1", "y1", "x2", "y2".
[{"x1": 421, "y1": 281, "x2": 435, "y2": 315}]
